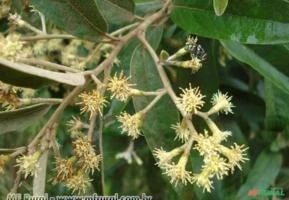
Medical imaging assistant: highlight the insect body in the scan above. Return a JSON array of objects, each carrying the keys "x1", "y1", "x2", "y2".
[{"x1": 191, "y1": 44, "x2": 207, "y2": 61}]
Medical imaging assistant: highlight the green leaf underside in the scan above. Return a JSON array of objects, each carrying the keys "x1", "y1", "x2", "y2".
[
  {"x1": 130, "y1": 27, "x2": 179, "y2": 149},
  {"x1": 237, "y1": 151, "x2": 282, "y2": 200},
  {"x1": 95, "y1": 0, "x2": 135, "y2": 25},
  {"x1": 213, "y1": 0, "x2": 228, "y2": 16},
  {"x1": 0, "y1": 104, "x2": 51, "y2": 134},
  {"x1": 130, "y1": 27, "x2": 187, "y2": 197},
  {"x1": 0, "y1": 58, "x2": 85, "y2": 88},
  {"x1": 221, "y1": 41, "x2": 289, "y2": 95},
  {"x1": 171, "y1": 0, "x2": 289, "y2": 44},
  {"x1": 31, "y1": 0, "x2": 107, "y2": 41},
  {"x1": 135, "y1": 1, "x2": 162, "y2": 15}
]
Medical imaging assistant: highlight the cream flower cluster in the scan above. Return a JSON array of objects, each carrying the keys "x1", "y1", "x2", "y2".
[
  {"x1": 0, "y1": 33, "x2": 26, "y2": 60},
  {"x1": 78, "y1": 89, "x2": 108, "y2": 119},
  {"x1": 52, "y1": 137, "x2": 101, "y2": 194},
  {"x1": 16, "y1": 151, "x2": 41, "y2": 178},
  {"x1": 154, "y1": 88, "x2": 248, "y2": 192},
  {"x1": 176, "y1": 84, "x2": 205, "y2": 115},
  {"x1": 78, "y1": 72, "x2": 163, "y2": 140},
  {"x1": 117, "y1": 112, "x2": 143, "y2": 139}
]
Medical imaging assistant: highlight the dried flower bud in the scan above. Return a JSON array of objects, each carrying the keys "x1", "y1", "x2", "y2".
[
  {"x1": 53, "y1": 157, "x2": 75, "y2": 183},
  {"x1": 72, "y1": 137, "x2": 102, "y2": 174},
  {"x1": 0, "y1": 82, "x2": 19, "y2": 110},
  {"x1": 65, "y1": 172, "x2": 91, "y2": 194},
  {"x1": 72, "y1": 137, "x2": 93, "y2": 158},
  {"x1": 80, "y1": 153, "x2": 102, "y2": 174}
]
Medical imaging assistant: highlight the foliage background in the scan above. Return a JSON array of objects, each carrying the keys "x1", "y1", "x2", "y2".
[{"x1": 0, "y1": 0, "x2": 289, "y2": 199}]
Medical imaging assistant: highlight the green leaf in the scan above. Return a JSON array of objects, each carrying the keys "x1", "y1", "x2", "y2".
[
  {"x1": 237, "y1": 151, "x2": 282, "y2": 200},
  {"x1": 31, "y1": 0, "x2": 107, "y2": 41},
  {"x1": 130, "y1": 27, "x2": 191, "y2": 198},
  {"x1": 171, "y1": 0, "x2": 289, "y2": 44},
  {"x1": 0, "y1": 104, "x2": 51, "y2": 134},
  {"x1": 135, "y1": 0, "x2": 162, "y2": 15},
  {"x1": 95, "y1": 0, "x2": 135, "y2": 25},
  {"x1": 249, "y1": 45, "x2": 289, "y2": 76},
  {"x1": 265, "y1": 80, "x2": 289, "y2": 131},
  {"x1": 116, "y1": 27, "x2": 163, "y2": 75},
  {"x1": 213, "y1": 0, "x2": 228, "y2": 16},
  {"x1": 130, "y1": 27, "x2": 179, "y2": 149},
  {"x1": 221, "y1": 41, "x2": 289, "y2": 95},
  {"x1": 0, "y1": 58, "x2": 85, "y2": 88}
]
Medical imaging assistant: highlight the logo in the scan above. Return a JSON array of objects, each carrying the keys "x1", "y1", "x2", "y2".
[{"x1": 247, "y1": 188, "x2": 286, "y2": 198}]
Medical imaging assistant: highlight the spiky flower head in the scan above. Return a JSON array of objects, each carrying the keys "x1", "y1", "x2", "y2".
[
  {"x1": 212, "y1": 130, "x2": 232, "y2": 144},
  {"x1": 210, "y1": 91, "x2": 234, "y2": 115},
  {"x1": 0, "y1": 33, "x2": 26, "y2": 60},
  {"x1": 79, "y1": 153, "x2": 102, "y2": 174},
  {"x1": 72, "y1": 137, "x2": 102, "y2": 174},
  {"x1": 0, "y1": 155, "x2": 10, "y2": 174},
  {"x1": 107, "y1": 72, "x2": 136, "y2": 102},
  {"x1": 218, "y1": 143, "x2": 249, "y2": 172},
  {"x1": 53, "y1": 157, "x2": 75, "y2": 183},
  {"x1": 153, "y1": 147, "x2": 183, "y2": 169},
  {"x1": 202, "y1": 155, "x2": 229, "y2": 180},
  {"x1": 176, "y1": 84, "x2": 205, "y2": 115},
  {"x1": 16, "y1": 151, "x2": 41, "y2": 178},
  {"x1": 65, "y1": 172, "x2": 91, "y2": 194},
  {"x1": 67, "y1": 116, "x2": 84, "y2": 138},
  {"x1": 163, "y1": 155, "x2": 193, "y2": 186},
  {"x1": 192, "y1": 170, "x2": 214, "y2": 193},
  {"x1": 77, "y1": 89, "x2": 107, "y2": 119},
  {"x1": 117, "y1": 112, "x2": 143, "y2": 139},
  {"x1": 185, "y1": 36, "x2": 198, "y2": 52},
  {"x1": 171, "y1": 120, "x2": 191, "y2": 142},
  {"x1": 193, "y1": 131, "x2": 217, "y2": 157},
  {"x1": 72, "y1": 137, "x2": 93, "y2": 158}
]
